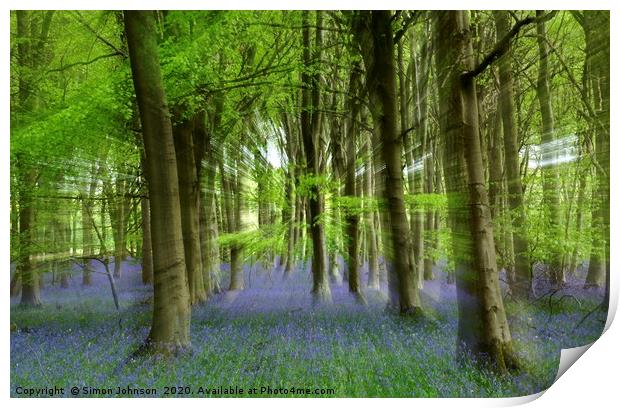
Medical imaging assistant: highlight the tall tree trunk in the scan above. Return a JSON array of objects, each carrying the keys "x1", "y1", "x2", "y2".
[
  {"x1": 110, "y1": 173, "x2": 128, "y2": 278},
  {"x1": 204, "y1": 96, "x2": 224, "y2": 294},
  {"x1": 124, "y1": 10, "x2": 190, "y2": 354},
  {"x1": 582, "y1": 11, "x2": 610, "y2": 291},
  {"x1": 398, "y1": 40, "x2": 419, "y2": 291},
  {"x1": 220, "y1": 147, "x2": 247, "y2": 291},
  {"x1": 423, "y1": 131, "x2": 437, "y2": 280},
  {"x1": 408, "y1": 37, "x2": 430, "y2": 286},
  {"x1": 435, "y1": 11, "x2": 518, "y2": 373},
  {"x1": 18, "y1": 167, "x2": 41, "y2": 306},
  {"x1": 487, "y1": 109, "x2": 509, "y2": 275},
  {"x1": 301, "y1": 11, "x2": 331, "y2": 303},
  {"x1": 198, "y1": 191, "x2": 211, "y2": 294},
  {"x1": 81, "y1": 163, "x2": 98, "y2": 285},
  {"x1": 567, "y1": 164, "x2": 587, "y2": 277},
  {"x1": 355, "y1": 11, "x2": 421, "y2": 314},
  {"x1": 536, "y1": 10, "x2": 564, "y2": 286},
  {"x1": 493, "y1": 11, "x2": 532, "y2": 298},
  {"x1": 327, "y1": 91, "x2": 344, "y2": 285},
  {"x1": 100, "y1": 196, "x2": 107, "y2": 256},
  {"x1": 208, "y1": 191, "x2": 222, "y2": 293},
  {"x1": 173, "y1": 118, "x2": 207, "y2": 303},
  {"x1": 344, "y1": 63, "x2": 363, "y2": 300},
  {"x1": 282, "y1": 112, "x2": 298, "y2": 279},
  {"x1": 14, "y1": 11, "x2": 53, "y2": 302},
  {"x1": 282, "y1": 170, "x2": 296, "y2": 278},
  {"x1": 364, "y1": 132, "x2": 380, "y2": 289}
]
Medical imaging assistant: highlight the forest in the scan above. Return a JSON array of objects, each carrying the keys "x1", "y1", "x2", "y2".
[{"x1": 10, "y1": 10, "x2": 610, "y2": 397}]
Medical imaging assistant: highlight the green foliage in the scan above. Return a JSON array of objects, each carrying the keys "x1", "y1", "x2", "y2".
[
  {"x1": 297, "y1": 174, "x2": 336, "y2": 200},
  {"x1": 404, "y1": 193, "x2": 448, "y2": 211},
  {"x1": 219, "y1": 223, "x2": 288, "y2": 264}
]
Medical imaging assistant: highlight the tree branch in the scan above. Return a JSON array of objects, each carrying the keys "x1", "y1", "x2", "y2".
[
  {"x1": 71, "y1": 11, "x2": 128, "y2": 58},
  {"x1": 393, "y1": 11, "x2": 419, "y2": 44},
  {"x1": 463, "y1": 10, "x2": 558, "y2": 79},
  {"x1": 46, "y1": 52, "x2": 122, "y2": 73}
]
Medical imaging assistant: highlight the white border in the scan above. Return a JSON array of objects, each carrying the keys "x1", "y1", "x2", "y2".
[{"x1": 3, "y1": 1, "x2": 618, "y2": 407}]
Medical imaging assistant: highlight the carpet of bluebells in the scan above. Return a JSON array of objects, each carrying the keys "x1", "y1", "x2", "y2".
[{"x1": 10, "y1": 257, "x2": 606, "y2": 397}]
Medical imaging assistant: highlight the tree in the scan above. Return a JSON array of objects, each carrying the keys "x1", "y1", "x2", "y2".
[
  {"x1": 354, "y1": 11, "x2": 422, "y2": 314},
  {"x1": 343, "y1": 61, "x2": 363, "y2": 300},
  {"x1": 173, "y1": 117, "x2": 207, "y2": 303},
  {"x1": 535, "y1": 10, "x2": 564, "y2": 286},
  {"x1": 301, "y1": 11, "x2": 331, "y2": 303},
  {"x1": 581, "y1": 11, "x2": 610, "y2": 291},
  {"x1": 124, "y1": 10, "x2": 191, "y2": 353},
  {"x1": 492, "y1": 10, "x2": 532, "y2": 298},
  {"x1": 14, "y1": 10, "x2": 55, "y2": 306},
  {"x1": 435, "y1": 10, "x2": 517, "y2": 372}
]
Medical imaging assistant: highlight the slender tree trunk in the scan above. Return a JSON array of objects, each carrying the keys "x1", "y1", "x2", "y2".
[
  {"x1": 81, "y1": 164, "x2": 98, "y2": 285},
  {"x1": 328, "y1": 92, "x2": 344, "y2": 285},
  {"x1": 221, "y1": 147, "x2": 249, "y2": 292},
  {"x1": 567, "y1": 167, "x2": 587, "y2": 277},
  {"x1": 423, "y1": 131, "x2": 437, "y2": 280},
  {"x1": 100, "y1": 197, "x2": 107, "y2": 255},
  {"x1": 343, "y1": 133, "x2": 360, "y2": 296},
  {"x1": 282, "y1": 113, "x2": 297, "y2": 278},
  {"x1": 409, "y1": 37, "x2": 430, "y2": 286},
  {"x1": 198, "y1": 190, "x2": 211, "y2": 294},
  {"x1": 18, "y1": 167, "x2": 41, "y2": 306},
  {"x1": 582, "y1": 11, "x2": 610, "y2": 291},
  {"x1": 10, "y1": 185, "x2": 21, "y2": 297},
  {"x1": 586, "y1": 180, "x2": 605, "y2": 288},
  {"x1": 365, "y1": 133, "x2": 380, "y2": 289},
  {"x1": 111, "y1": 174, "x2": 128, "y2": 279},
  {"x1": 283, "y1": 174, "x2": 296, "y2": 278},
  {"x1": 204, "y1": 96, "x2": 223, "y2": 294},
  {"x1": 286, "y1": 121, "x2": 304, "y2": 278},
  {"x1": 343, "y1": 62, "x2": 363, "y2": 299},
  {"x1": 398, "y1": 40, "x2": 419, "y2": 291},
  {"x1": 204, "y1": 143, "x2": 222, "y2": 294},
  {"x1": 487, "y1": 109, "x2": 510, "y2": 274},
  {"x1": 493, "y1": 11, "x2": 532, "y2": 298},
  {"x1": 536, "y1": 10, "x2": 564, "y2": 286},
  {"x1": 301, "y1": 11, "x2": 331, "y2": 303}
]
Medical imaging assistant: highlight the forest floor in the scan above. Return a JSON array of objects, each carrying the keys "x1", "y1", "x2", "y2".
[{"x1": 10, "y1": 258, "x2": 606, "y2": 397}]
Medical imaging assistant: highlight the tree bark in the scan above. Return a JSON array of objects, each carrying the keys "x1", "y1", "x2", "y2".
[
  {"x1": 301, "y1": 11, "x2": 331, "y2": 303},
  {"x1": 81, "y1": 163, "x2": 98, "y2": 285},
  {"x1": 364, "y1": 133, "x2": 380, "y2": 289},
  {"x1": 535, "y1": 10, "x2": 564, "y2": 286},
  {"x1": 124, "y1": 10, "x2": 191, "y2": 354},
  {"x1": 435, "y1": 10, "x2": 518, "y2": 373},
  {"x1": 109, "y1": 171, "x2": 129, "y2": 279},
  {"x1": 493, "y1": 11, "x2": 532, "y2": 298},
  {"x1": 282, "y1": 111, "x2": 299, "y2": 279},
  {"x1": 18, "y1": 167, "x2": 41, "y2": 306},
  {"x1": 355, "y1": 11, "x2": 422, "y2": 314},
  {"x1": 344, "y1": 62, "x2": 363, "y2": 300},
  {"x1": 582, "y1": 11, "x2": 610, "y2": 291},
  {"x1": 140, "y1": 193, "x2": 154, "y2": 285},
  {"x1": 173, "y1": 118, "x2": 207, "y2": 303}
]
